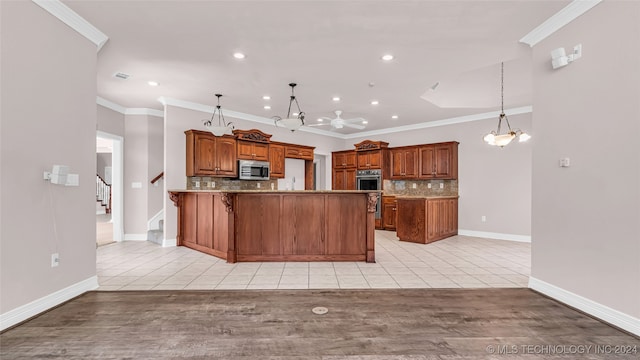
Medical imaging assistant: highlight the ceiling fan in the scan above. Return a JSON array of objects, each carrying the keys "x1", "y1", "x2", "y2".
[{"x1": 307, "y1": 110, "x2": 367, "y2": 130}]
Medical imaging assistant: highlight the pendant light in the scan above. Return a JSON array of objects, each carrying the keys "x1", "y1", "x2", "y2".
[
  {"x1": 273, "y1": 83, "x2": 305, "y2": 132},
  {"x1": 203, "y1": 93, "x2": 234, "y2": 136},
  {"x1": 483, "y1": 62, "x2": 531, "y2": 147}
]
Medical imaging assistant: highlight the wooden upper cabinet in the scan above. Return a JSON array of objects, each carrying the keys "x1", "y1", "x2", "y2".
[
  {"x1": 237, "y1": 140, "x2": 269, "y2": 161},
  {"x1": 285, "y1": 145, "x2": 314, "y2": 160},
  {"x1": 233, "y1": 129, "x2": 271, "y2": 161},
  {"x1": 269, "y1": 143, "x2": 285, "y2": 179},
  {"x1": 332, "y1": 151, "x2": 356, "y2": 169},
  {"x1": 354, "y1": 140, "x2": 388, "y2": 170},
  {"x1": 418, "y1": 142, "x2": 458, "y2": 179},
  {"x1": 391, "y1": 147, "x2": 419, "y2": 179},
  {"x1": 185, "y1": 130, "x2": 237, "y2": 177}
]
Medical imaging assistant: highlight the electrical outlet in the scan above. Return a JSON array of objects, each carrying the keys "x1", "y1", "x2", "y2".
[
  {"x1": 427, "y1": 183, "x2": 432, "y2": 189},
  {"x1": 211, "y1": 181, "x2": 215, "y2": 188},
  {"x1": 257, "y1": 183, "x2": 261, "y2": 189},
  {"x1": 51, "y1": 253, "x2": 59, "y2": 267},
  {"x1": 439, "y1": 183, "x2": 444, "y2": 189},
  {"x1": 412, "y1": 183, "x2": 417, "y2": 189},
  {"x1": 195, "y1": 181, "x2": 200, "y2": 188},
  {"x1": 481, "y1": 216, "x2": 487, "y2": 222}
]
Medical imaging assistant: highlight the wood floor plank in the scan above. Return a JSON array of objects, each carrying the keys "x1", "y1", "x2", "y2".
[{"x1": 1, "y1": 289, "x2": 638, "y2": 359}]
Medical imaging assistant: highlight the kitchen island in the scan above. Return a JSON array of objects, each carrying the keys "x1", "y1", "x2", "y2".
[
  {"x1": 168, "y1": 190, "x2": 379, "y2": 263},
  {"x1": 396, "y1": 196, "x2": 459, "y2": 244}
]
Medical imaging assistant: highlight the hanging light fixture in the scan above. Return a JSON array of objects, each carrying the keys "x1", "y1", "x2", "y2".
[
  {"x1": 273, "y1": 83, "x2": 305, "y2": 132},
  {"x1": 203, "y1": 93, "x2": 234, "y2": 136},
  {"x1": 483, "y1": 62, "x2": 531, "y2": 147}
]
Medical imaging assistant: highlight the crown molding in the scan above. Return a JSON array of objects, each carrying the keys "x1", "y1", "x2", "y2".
[
  {"x1": 97, "y1": 97, "x2": 164, "y2": 118},
  {"x1": 343, "y1": 106, "x2": 533, "y2": 140},
  {"x1": 157, "y1": 97, "x2": 346, "y2": 139},
  {"x1": 32, "y1": 0, "x2": 109, "y2": 51},
  {"x1": 519, "y1": 0, "x2": 602, "y2": 47}
]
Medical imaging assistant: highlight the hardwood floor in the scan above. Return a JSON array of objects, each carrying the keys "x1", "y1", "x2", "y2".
[{"x1": 1, "y1": 289, "x2": 638, "y2": 359}]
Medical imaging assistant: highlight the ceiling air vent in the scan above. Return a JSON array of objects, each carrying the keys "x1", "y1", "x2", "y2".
[{"x1": 113, "y1": 72, "x2": 130, "y2": 80}]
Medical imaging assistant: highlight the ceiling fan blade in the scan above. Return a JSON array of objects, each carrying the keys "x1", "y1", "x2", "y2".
[
  {"x1": 343, "y1": 123, "x2": 365, "y2": 129},
  {"x1": 306, "y1": 123, "x2": 331, "y2": 127},
  {"x1": 319, "y1": 117, "x2": 333, "y2": 121},
  {"x1": 343, "y1": 117, "x2": 367, "y2": 123}
]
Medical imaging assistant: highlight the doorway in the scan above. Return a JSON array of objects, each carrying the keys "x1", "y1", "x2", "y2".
[{"x1": 96, "y1": 131, "x2": 123, "y2": 245}]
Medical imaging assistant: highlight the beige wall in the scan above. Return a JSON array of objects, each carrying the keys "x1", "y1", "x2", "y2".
[
  {"x1": 123, "y1": 115, "x2": 150, "y2": 236},
  {"x1": 96, "y1": 153, "x2": 112, "y2": 180},
  {"x1": 97, "y1": 105, "x2": 124, "y2": 137},
  {"x1": 147, "y1": 116, "x2": 164, "y2": 219},
  {"x1": 347, "y1": 114, "x2": 533, "y2": 238},
  {"x1": 0, "y1": 1, "x2": 97, "y2": 313},
  {"x1": 531, "y1": 1, "x2": 640, "y2": 318}
]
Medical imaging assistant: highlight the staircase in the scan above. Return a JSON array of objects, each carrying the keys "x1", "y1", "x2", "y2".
[
  {"x1": 96, "y1": 174, "x2": 111, "y2": 214},
  {"x1": 147, "y1": 219, "x2": 164, "y2": 245}
]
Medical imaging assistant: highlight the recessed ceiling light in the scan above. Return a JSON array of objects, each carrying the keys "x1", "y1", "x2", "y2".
[
  {"x1": 233, "y1": 52, "x2": 246, "y2": 59},
  {"x1": 362, "y1": 120, "x2": 368, "y2": 124},
  {"x1": 332, "y1": 96, "x2": 340, "y2": 102},
  {"x1": 263, "y1": 105, "x2": 271, "y2": 110},
  {"x1": 147, "y1": 81, "x2": 159, "y2": 86},
  {"x1": 381, "y1": 54, "x2": 394, "y2": 61},
  {"x1": 317, "y1": 118, "x2": 323, "y2": 122},
  {"x1": 391, "y1": 115, "x2": 399, "y2": 119},
  {"x1": 370, "y1": 100, "x2": 379, "y2": 105},
  {"x1": 262, "y1": 95, "x2": 270, "y2": 100},
  {"x1": 292, "y1": 112, "x2": 299, "y2": 116}
]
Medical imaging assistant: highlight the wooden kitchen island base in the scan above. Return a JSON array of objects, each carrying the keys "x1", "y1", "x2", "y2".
[
  {"x1": 169, "y1": 190, "x2": 378, "y2": 263},
  {"x1": 396, "y1": 196, "x2": 458, "y2": 244}
]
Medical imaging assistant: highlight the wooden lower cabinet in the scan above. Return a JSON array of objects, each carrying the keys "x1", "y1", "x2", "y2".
[
  {"x1": 396, "y1": 197, "x2": 458, "y2": 244},
  {"x1": 382, "y1": 196, "x2": 397, "y2": 230},
  {"x1": 171, "y1": 191, "x2": 377, "y2": 263}
]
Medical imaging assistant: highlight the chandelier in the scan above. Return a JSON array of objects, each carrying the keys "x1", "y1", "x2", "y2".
[
  {"x1": 203, "y1": 93, "x2": 234, "y2": 136},
  {"x1": 483, "y1": 62, "x2": 531, "y2": 147},
  {"x1": 273, "y1": 83, "x2": 305, "y2": 132}
]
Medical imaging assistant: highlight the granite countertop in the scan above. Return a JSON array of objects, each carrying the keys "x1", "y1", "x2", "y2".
[
  {"x1": 392, "y1": 195, "x2": 459, "y2": 199},
  {"x1": 169, "y1": 189, "x2": 382, "y2": 194}
]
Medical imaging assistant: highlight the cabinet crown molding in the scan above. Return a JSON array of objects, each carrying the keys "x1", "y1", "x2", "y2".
[
  {"x1": 232, "y1": 129, "x2": 272, "y2": 143},
  {"x1": 354, "y1": 140, "x2": 389, "y2": 151}
]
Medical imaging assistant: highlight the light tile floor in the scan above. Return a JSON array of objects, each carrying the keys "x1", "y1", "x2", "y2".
[{"x1": 97, "y1": 230, "x2": 530, "y2": 290}]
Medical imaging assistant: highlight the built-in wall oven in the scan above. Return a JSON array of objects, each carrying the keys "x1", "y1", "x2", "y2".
[{"x1": 356, "y1": 169, "x2": 382, "y2": 219}]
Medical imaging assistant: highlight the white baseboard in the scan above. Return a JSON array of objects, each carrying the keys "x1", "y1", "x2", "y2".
[
  {"x1": 123, "y1": 233, "x2": 147, "y2": 241},
  {"x1": 0, "y1": 276, "x2": 98, "y2": 331},
  {"x1": 529, "y1": 277, "x2": 640, "y2": 336},
  {"x1": 458, "y1": 229, "x2": 531, "y2": 242},
  {"x1": 162, "y1": 237, "x2": 177, "y2": 247}
]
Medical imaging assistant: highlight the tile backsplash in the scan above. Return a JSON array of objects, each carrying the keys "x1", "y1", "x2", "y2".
[
  {"x1": 383, "y1": 179, "x2": 458, "y2": 197},
  {"x1": 187, "y1": 177, "x2": 278, "y2": 190}
]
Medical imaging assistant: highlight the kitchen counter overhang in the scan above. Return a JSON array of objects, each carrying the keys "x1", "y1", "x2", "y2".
[{"x1": 168, "y1": 190, "x2": 380, "y2": 263}]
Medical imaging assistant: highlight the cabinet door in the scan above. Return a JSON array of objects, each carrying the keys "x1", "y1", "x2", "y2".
[
  {"x1": 357, "y1": 152, "x2": 370, "y2": 169},
  {"x1": 286, "y1": 146, "x2": 313, "y2": 160},
  {"x1": 236, "y1": 141, "x2": 254, "y2": 160},
  {"x1": 194, "y1": 135, "x2": 217, "y2": 175},
  {"x1": 269, "y1": 144, "x2": 285, "y2": 178},
  {"x1": 345, "y1": 168, "x2": 356, "y2": 190},
  {"x1": 253, "y1": 142, "x2": 270, "y2": 161},
  {"x1": 215, "y1": 137, "x2": 237, "y2": 176},
  {"x1": 382, "y1": 197, "x2": 397, "y2": 230},
  {"x1": 344, "y1": 151, "x2": 357, "y2": 168},
  {"x1": 368, "y1": 151, "x2": 382, "y2": 169},
  {"x1": 433, "y1": 144, "x2": 452, "y2": 178},
  {"x1": 404, "y1": 148, "x2": 419, "y2": 178},
  {"x1": 391, "y1": 149, "x2": 404, "y2": 178},
  {"x1": 419, "y1": 146, "x2": 435, "y2": 178},
  {"x1": 333, "y1": 169, "x2": 346, "y2": 190}
]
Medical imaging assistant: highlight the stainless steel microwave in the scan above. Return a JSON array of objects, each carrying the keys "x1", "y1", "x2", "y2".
[{"x1": 238, "y1": 160, "x2": 270, "y2": 180}]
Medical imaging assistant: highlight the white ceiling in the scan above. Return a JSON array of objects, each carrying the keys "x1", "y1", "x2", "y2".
[{"x1": 64, "y1": 0, "x2": 569, "y2": 135}]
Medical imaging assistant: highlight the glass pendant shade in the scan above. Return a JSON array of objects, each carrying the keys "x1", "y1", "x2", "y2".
[
  {"x1": 203, "y1": 93, "x2": 233, "y2": 136},
  {"x1": 274, "y1": 83, "x2": 305, "y2": 132},
  {"x1": 484, "y1": 62, "x2": 531, "y2": 147}
]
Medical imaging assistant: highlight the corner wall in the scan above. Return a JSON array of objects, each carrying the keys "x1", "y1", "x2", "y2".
[
  {"x1": 0, "y1": 1, "x2": 98, "y2": 325},
  {"x1": 531, "y1": 1, "x2": 640, "y2": 332}
]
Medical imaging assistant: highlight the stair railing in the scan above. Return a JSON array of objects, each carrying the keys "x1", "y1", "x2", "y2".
[{"x1": 96, "y1": 174, "x2": 112, "y2": 214}]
